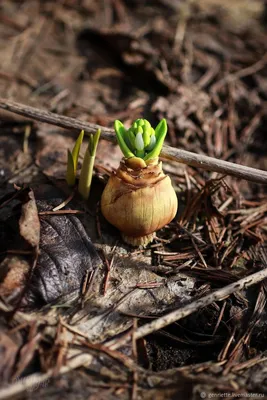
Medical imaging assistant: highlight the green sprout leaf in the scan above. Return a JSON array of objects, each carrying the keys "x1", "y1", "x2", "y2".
[
  {"x1": 127, "y1": 129, "x2": 136, "y2": 150},
  {"x1": 66, "y1": 130, "x2": 84, "y2": 186},
  {"x1": 72, "y1": 130, "x2": 84, "y2": 170},
  {"x1": 123, "y1": 130, "x2": 134, "y2": 151},
  {"x1": 154, "y1": 119, "x2": 166, "y2": 139},
  {"x1": 144, "y1": 119, "x2": 167, "y2": 161},
  {"x1": 114, "y1": 120, "x2": 134, "y2": 159},
  {"x1": 66, "y1": 149, "x2": 76, "y2": 186},
  {"x1": 78, "y1": 129, "x2": 101, "y2": 200}
]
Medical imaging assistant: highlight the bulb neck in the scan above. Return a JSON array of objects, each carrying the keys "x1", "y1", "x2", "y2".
[
  {"x1": 121, "y1": 232, "x2": 156, "y2": 247},
  {"x1": 124, "y1": 156, "x2": 159, "y2": 170},
  {"x1": 116, "y1": 157, "x2": 164, "y2": 188}
]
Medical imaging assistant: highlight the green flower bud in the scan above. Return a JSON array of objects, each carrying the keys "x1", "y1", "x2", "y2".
[
  {"x1": 135, "y1": 132, "x2": 145, "y2": 151},
  {"x1": 137, "y1": 126, "x2": 143, "y2": 134},
  {"x1": 146, "y1": 134, "x2": 156, "y2": 151},
  {"x1": 143, "y1": 120, "x2": 151, "y2": 131},
  {"x1": 143, "y1": 125, "x2": 151, "y2": 147}
]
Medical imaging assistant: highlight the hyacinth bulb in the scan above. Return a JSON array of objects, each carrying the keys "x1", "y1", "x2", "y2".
[{"x1": 101, "y1": 119, "x2": 178, "y2": 246}]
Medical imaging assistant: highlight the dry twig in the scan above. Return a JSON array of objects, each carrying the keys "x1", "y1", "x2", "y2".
[{"x1": 0, "y1": 98, "x2": 266, "y2": 184}]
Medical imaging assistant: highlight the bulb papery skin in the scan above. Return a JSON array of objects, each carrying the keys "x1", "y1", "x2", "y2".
[{"x1": 101, "y1": 157, "x2": 178, "y2": 246}]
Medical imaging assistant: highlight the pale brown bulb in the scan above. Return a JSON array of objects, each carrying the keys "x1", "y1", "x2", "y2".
[{"x1": 101, "y1": 157, "x2": 178, "y2": 246}]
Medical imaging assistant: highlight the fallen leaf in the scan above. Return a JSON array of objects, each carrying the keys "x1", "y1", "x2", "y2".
[
  {"x1": 25, "y1": 185, "x2": 102, "y2": 305},
  {"x1": 19, "y1": 189, "x2": 40, "y2": 248}
]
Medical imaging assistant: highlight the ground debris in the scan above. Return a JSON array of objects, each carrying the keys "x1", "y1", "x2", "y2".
[{"x1": 0, "y1": 0, "x2": 267, "y2": 399}]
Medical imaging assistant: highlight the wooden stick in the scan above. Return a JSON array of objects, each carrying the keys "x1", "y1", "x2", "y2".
[
  {"x1": 0, "y1": 353, "x2": 92, "y2": 400},
  {"x1": 0, "y1": 98, "x2": 267, "y2": 184}
]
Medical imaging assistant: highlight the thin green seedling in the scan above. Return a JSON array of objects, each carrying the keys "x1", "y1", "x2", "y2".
[
  {"x1": 78, "y1": 129, "x2": 101, "y2": 200},
  {"x1": 66, "y1": 130, "x2": 84, "y2": 186}
]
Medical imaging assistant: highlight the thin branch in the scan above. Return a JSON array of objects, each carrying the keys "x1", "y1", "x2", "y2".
[
  {"x1": 108, "y1": 267, "x2": 267, "y2": 349},
  {"x1": 211, "y1": 52, "x2": 267, "y2": 92},
  {"x1": 0, "y1": 353, "x2": 92, "y2": 400},
  {"x1": 0, "y1": 98, "x2": 267, "y2": 184}
]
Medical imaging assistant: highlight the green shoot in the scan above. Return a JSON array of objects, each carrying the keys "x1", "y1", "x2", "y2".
[
  {"x1": 114, "y1": 120, "x2": 134, "y2": 159},
  {"x1": 144, "y1": 119, "x2": 167, "y2": 160},
  {"x1": 66, "y1": 130, "x2": 84, "y2": 186},
  {"x1": 78, "y1": 129, "x2": 101, "y2": 200}
]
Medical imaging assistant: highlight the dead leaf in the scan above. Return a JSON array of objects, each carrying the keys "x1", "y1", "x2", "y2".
[
  {"x1": 0, "y1": 256, "x2": 30, "y2": 299},
  {"x1": 25, "y1": 184, "x2": 102, "y2": 306},
  {"x1": 19, "y1": 189, "x2": 40, "y2": 248}
]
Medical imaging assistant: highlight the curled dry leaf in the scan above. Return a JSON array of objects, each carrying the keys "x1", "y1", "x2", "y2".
[
  {"x1": 0, "y1": 256, "x2": 30, "y2": 300},
  {"x1": 0, "y1": 188, "x2": 39, "y2": 302},
  {"x1": 19, "y1": 189, "x2": 40, "y2": 248},
  {"x1": 0, "y1": 185, "x2": 102, "y2": 307},
  {"x1": 25, "y1": 185, "x2": 102, "y2": 306}
]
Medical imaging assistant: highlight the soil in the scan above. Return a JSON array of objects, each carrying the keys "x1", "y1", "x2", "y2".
[{"x1": 0, "y1": 1, "x2": 267, "y2": 399}]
